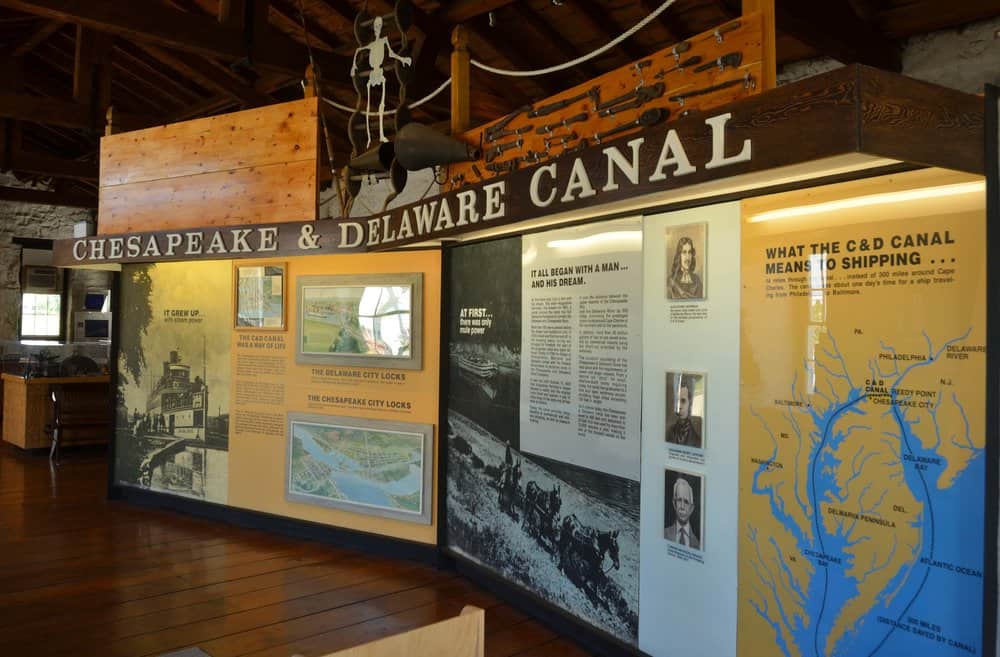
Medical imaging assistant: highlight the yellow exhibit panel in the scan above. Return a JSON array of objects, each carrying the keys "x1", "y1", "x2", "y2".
[
  {"x1": 227, "y1": 250, "x2": 442, "y2": 544},
  {"x1": 737, "y1": 169, "x2": 986, "y2": 657}
]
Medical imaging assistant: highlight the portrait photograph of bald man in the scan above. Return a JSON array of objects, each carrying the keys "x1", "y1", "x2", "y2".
[
  {"x1": 664, "y1": 469, "x2": 704, "y2": 551},
  {"x1": 665, "y1": 371, "x2": 705, "y2": 449},
  {"x1": 665, "y1": 222, "x2": 707, "y2": 301}
]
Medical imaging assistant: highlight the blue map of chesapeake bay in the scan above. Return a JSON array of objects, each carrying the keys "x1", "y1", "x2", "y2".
[{"x1": 747, "y1": 329, "x2": 983, "y2": 657}]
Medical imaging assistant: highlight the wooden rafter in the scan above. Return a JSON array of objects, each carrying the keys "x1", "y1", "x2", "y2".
[
  {"x1": 508, "y1": 4, "x2": 597, "y2": 83},
  {"x1": 466, "y1": 25, "x2": 560, "y2": 98},
  {"x1": 0, "y1": 0, "x2": 351, "y2": 80},
  {"x1": 269, "y1": 0, "x2": 343, "y2": 53},
  {"x1": 11, "y1": 18, "x2": 63, "y2": 55},
  {"x1": 637, "y1": 0, "x2": 687, "y2": 43},
  {"x1": 136, "y1": 44, "x2": 275, "y2": 108},
  {"x1": 0, "y1": 184, "x2": 95, "y2": 207},
  {"x1": 9, "y1": 150, "x2": 97, "y2": 180},
  {"x1": 573, "y1": 0, "x2": 646, "y2": 62},
  {"x1": 774, "y1": 0, "x2": 900, "y2": 71},
  {"x1": 441, "y1": 0, "x2": 516, "y2": 24}
]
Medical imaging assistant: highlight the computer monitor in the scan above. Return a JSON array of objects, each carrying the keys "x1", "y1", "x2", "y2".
[{"x1": 83, "y1": 291, "x2": 107, "y2": 311}]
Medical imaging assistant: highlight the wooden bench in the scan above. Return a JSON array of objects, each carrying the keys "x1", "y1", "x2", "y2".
[
  {"x1": 314, "y1": 605, "x2": 484, "y2": 657},
  {"x1": 46, "y1": 381, "x2": 112, "y2": 464}
]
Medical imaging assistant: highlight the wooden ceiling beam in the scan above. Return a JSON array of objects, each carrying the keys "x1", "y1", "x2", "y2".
[
  {"x1": 466, "y1": 25, "x2": 559, "y2": 98},
  {"x1": 9, "y1": 150, "x2": 97, "y2": 180},
  {"x1": 73, "y1": 26, "x2": 112, "y2": 104},
  {"x1": 508, "y1": 4, "x2": 596, "y2": 83},
  {"x1": 441, "y1": 0, "x2": 515, "y2": 24},
  {"x1": 0, "y1": 92, "x2": 93, "y2": 130},
  {"x1": 877, "y1": 0, "x2": 1000, "y2": 39},
  {"x1": 637, "y1": 0, "x2": 687, "y2": 43},
  {"x1": 137, "y1": 44, "x2": 275, "y2": 108},
  {"x1": 573, "y1": 0, "x2": 646, "y2": 62},
  {"x1": 0, "y1": 184, "x2": 95, "y2": 208},
  {"x1": 0, "y1": 0, "x2": 351, "y2": 80},
  {"x1": 774, "y1": 0, "x2": 901, "y2": 71},
  {"x1": 11, "y1": 18, "x2": 63, "y2": 55},
  {"x1": 269, "y1": 0, "x2": 342, "y2": 53}
]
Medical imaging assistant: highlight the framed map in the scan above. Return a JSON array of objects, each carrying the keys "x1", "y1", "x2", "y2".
[
  {"x1": 235, "y1": 262, "x2": 285, "y2": 329},
  {"x1": 285, "y1": 413, "x2": 433, "y2": 524},
  {"x1": 296, "y1": 273, "x2": 423, "y2": 370}
]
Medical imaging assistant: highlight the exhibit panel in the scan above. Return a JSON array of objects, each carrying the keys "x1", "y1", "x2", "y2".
[
  {"x1": 737, "y1": 169, "x2": 987, "y2": 657},
  {"x1": 115, "y1": 261, "x2": 232, "y2": 503},
  {"x1": 445, "y1": 229, "x2": 641, "y2": 645},
  {"x1": 639, "y1": 202, "x2": 742, "y2": 657},
  {"x1": 227, "y1": 251, "x2": 442, "y2": 544}
]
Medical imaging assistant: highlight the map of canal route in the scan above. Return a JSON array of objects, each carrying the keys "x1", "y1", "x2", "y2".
[{"x1": 738, "y1": 209, "x2": 986, "y2": 657}]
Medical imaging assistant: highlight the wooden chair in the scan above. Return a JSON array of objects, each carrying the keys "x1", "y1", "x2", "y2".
[
  {"x1": 46, "y1": 382, "x2": 112, "y2": 464},
  {"x1": 312, "y1": 606, "x2": 484, "y2": 657}
]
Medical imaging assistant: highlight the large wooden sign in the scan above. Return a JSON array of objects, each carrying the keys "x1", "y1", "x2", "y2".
[
  {"x1": 56, "y1": 66, "x2": 983, "y2": 267},
  {"x1": 98, "y1": 98, "x2": 319, "y2": 234}
]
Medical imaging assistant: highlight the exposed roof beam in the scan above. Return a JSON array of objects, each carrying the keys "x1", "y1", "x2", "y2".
[
  {"x1": 11, "y1": 18, "x2": 63, "y2": 55},
  {"x1": 10, "y1": 150, "x2": 97, "y2": 180},
  {"x1": 877, "y1": 0, "x2": 1000, "y2": 39},
  {"x1": 0, "y1": 184, "x2": 95, "y2": 208},
  {"x1": 466, "y1": 25, "x2": 559, "y2": 98},
  {"x1": 0, "y1": 92, "x2": 93, "y2": 129},
  {"x1": 0, "y1": 0, "x2": 351, "y2": 80},
  {"x1": 137, "y1": 44, "x2": 274, "y2": 108},
  {"x1": 637, "y1": 0, "x2": 686, "y2": 43},
  {"x1": 269, "y1": 0, "x2": 342, "y2": 53},
  {"x1": 574, "y1": 0, "x2": 645, "y2": 62},
  {"x1": 508, "y1": 4, "x2": 596, "y2": 83},
  {"x1": 441, "y1": 0, "x2": 515, "y2": 24},
  {"x1": 774, "y1": 0, "x2": 901, "y2": 71}
]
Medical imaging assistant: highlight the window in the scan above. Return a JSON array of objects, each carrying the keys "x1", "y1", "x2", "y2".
[{"x1": 21, "y1": 293, "x2": 61, "y2": 338}]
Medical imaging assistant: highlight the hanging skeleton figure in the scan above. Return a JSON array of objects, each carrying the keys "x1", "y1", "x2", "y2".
[{"x1": 351, "y1": 16, "x2": 412, "y2": 146}]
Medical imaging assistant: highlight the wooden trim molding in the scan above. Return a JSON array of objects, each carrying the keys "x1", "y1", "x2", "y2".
[{"x1": 55, "y1": 65, "x2": 985, "y2": 266}]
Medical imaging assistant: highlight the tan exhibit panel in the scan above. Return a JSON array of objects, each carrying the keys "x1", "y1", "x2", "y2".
[{"x1": 227, "y1": 250, "x2": 441, "y2": 544}]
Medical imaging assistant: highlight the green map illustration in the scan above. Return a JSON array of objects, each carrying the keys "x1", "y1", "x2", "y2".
[{"x1": 290, "y1": 422, "x2": 423, "y2": 514}]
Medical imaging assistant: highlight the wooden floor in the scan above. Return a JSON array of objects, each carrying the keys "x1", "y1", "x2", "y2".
[{"x1": 0, "y1": 444, "x2": 590, "y2": 657}]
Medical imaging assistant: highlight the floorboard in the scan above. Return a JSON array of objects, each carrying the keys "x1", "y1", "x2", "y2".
[{"x1": 0, "y1": 444, "x2": 596, "y2": 657}]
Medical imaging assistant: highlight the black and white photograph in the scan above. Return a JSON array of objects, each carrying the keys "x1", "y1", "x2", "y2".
[
  {"x1": 445, "y1": 237, "x2": 640, "y2": 644},
  {"x1": 664, "y1": 468, "x2": 704, "y2": 551},
  {"x1": 665, "y1": 222, "x2": 707, "y2": 301},
  {"x1": 114, "y1": 262, "x2": 231, "y2": 503},
  {"x1": 665, "y1": 371, "x2": 706, "y2": 449}
]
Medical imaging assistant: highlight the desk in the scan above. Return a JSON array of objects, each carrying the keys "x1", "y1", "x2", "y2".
[{"x1": 1, "y1": 374, "x2": 111, "y2": 449}]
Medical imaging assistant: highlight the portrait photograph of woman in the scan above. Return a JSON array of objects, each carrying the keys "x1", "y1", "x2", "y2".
[{"x1": 665, "y1": 223, "x2": 707, "y2": 301}]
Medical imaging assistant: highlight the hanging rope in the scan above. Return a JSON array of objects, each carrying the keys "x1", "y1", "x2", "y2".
[
  {"x1": 470, "y1": 0, "x2": 678, "y2": 77},
  {"x1": 296, "y1": 0, "x2": 344, "y2": 210}
]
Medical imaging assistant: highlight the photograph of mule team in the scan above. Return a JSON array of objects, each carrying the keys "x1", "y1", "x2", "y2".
[{"x1": 447, "y1": 409, "x2": 639, "y2": 643}]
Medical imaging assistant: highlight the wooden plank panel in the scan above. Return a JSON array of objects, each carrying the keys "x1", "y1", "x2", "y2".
[
  {"x1": 444, "y1": 13, "x2": 763, "y2": 192},
  {"x1": 97, "y1": 159, "x2": 317, "y2": 233},
  {"x1": 100, "y1": 98, "x2": 318, "y2": 187}
]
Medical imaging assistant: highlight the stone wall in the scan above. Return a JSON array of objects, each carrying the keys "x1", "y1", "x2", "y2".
[{"x1": 0, "y1": 172, "x2": 91, "y2": 341}]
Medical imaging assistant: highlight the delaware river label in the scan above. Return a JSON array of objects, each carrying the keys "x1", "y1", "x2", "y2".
[{"x1": 738, "y1": 209, "x2": 985, "y2": 657}]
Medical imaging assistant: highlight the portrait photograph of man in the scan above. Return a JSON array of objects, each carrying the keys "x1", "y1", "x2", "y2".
[
  {"x1": 664, "y1": 469, "x2": 704, "y2": 551},
  {"x1": 665, "y1": 371, "x2": 705, "y2": 449},
  {"x1": 665, "y1": 222, "x2": 707, "y2": 301}
]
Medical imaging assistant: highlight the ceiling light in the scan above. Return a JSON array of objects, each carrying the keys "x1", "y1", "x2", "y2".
[{"x1": 747, "y1": 181, "x2": 985, "y2": 223}]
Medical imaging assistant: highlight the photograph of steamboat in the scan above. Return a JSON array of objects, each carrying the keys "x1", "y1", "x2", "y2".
[
  {"x1": 455, "y1": 352, "x2": 500, "y2": 398},
  {"x1": 116, "y1": 349, "x2": 229, "y2": 502}
]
